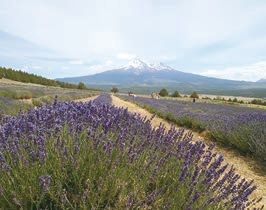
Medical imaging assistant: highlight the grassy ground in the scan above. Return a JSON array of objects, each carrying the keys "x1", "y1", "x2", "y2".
[{"x1": 0, "y1": 78, "x2": 100, "y2": 115}]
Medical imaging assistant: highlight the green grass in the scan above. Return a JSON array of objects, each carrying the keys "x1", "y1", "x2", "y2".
[
  {"x1": 0, "y1": 82, "x2": 99, "y2": 114},
  {"x1": 0, "y1": 98, "x2": 32, "y2": 115},
  {"x1": 0, "y1": 90, "x2": 34, "y2": 100}
]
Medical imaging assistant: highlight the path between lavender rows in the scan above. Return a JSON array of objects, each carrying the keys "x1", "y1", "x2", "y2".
[
  {"x1": 110, "y1": 94, "x2": 266, "y2": 206},
  {"x1": 74, "y1": 95, "x2": 99, "y2": 102},
  {"x1": 75, "y1": 93, "x2": 266, "y2": 206}
]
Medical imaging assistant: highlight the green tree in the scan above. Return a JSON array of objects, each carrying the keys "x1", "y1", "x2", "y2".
[
  {"x1": 190, "y1": 91, "x2": 199, "y2": 99},
  {"x1": 0, "y1": 66, "x2": 82, "y2": 89},
  {"x1": 159, "y1": 88, "x2": 168, "y2": 97},
  {"x1": 111, "y1": 87, "x2": 119, "y2": 94},
  {"x1": 77, "y1": 82, "x2": 86, "y2": 89},
  {"x1": 233, "y1": 98, "x2": 238, "y2": 102},
  {"x1": 171, "y1": 91, "x2": 181, "y2": 97}
]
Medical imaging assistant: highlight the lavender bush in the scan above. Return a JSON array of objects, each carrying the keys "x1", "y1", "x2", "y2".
[
  {"x1": 0, "y1": 96, "x2": 32, "y2": 115},
  {"x1": 93, "y1": 93, "x2": 112, "y2": 105},
  {"x1": 0, "y1": 94, "x2": 262, "y2": 209},
  {"x1": 120, "y1": 96, "x2": 266, "y2": 163}
]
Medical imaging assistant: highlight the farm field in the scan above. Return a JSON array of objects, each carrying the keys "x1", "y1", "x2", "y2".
[
  {"x1": 112, "y1": 94, "x2": 266, "y2": 206},
  {"x1": 0, "y1": 78, "x2": 99, "y2": 115},
  {"x1": 2, "y1": 1, "x2": 266, "y2": 209},
  {"x1": 118, "y1": 92, "x2": 266, "y2": 110},
  {"x1": 119, "y1": 95, "x2": 266, "y2": 166},
  {"x1": 0, "y1": 94, "x2": 264, "y2": 209}
]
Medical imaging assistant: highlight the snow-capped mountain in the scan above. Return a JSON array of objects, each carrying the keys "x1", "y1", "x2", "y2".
[
  {"x1": 122, "y1": 58, "x2": 174, "y2": 73},
  {"x1": 123, "y1": 58, "x2": 149, "y2": 70},
  {"x1": 148, "y1": 62, "x2": 174, "y2": 71},
  {"x1": 257, "y1": 78, "x2": 266, "y2": 83},
  {"x1": 57, "y1": 58, "x2": 266, "y2": 98}
]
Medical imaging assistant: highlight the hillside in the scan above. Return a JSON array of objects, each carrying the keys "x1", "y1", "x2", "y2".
[
  {"x1": 257, "y1": 78, "x2": 266, "y2": 83},
  {"x1": 0, "y1": 68, "x2": 99, "y2": 115},
  {"x1": 0, "y1": 78, "x2": 99, "y2": 115},
  {"x1": 58, "y1": 59, "x2": 266, "y2": 98},
  {"x1": 0, "y1": 66, "x2": 86, "y2": 89}
]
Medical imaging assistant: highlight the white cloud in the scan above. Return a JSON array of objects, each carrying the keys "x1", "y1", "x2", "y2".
[
  {"x1": 117, "y1": 52, "x2": 136, "y2": 60},
  {"x1": 157, "y1": 55, "x2": 176, "y2": 61},
  {"x1": 69, "y1": 59, "x2": 84, "y2": 65},
  {"x1": 32, "y1": 65, "x2": 41, "y2": 69},
  {"x1": 1, "y1": 1, "x2": 266, "y2": 78},
  {"x1": 201, "y1": 61, "x2": 266, "y2": 81},
  {"x1": 21, "y1": 65, "x2": 29, "y2": 70},
  {"x1": 88, "y1": 60, "x2": 118, "y2": 73}
]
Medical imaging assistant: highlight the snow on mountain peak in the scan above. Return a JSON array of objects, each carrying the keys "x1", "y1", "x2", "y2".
[
  {"x1": 124, "y1": 58, "x2": 149, "y2": 70},
  {"x1": 149, "y1": 62, "x2": 174, "y2": 71},
  {"x1": 123, "y1": 58, "x2": 174, "y2": 73}
]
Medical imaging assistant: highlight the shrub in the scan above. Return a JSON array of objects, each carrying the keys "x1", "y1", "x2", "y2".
[
  {"x1": 77, "y1": 82, "x2": 87, "y2": 89},
  {"x1": 190, "y1": 91, "x2": 199, "y2": 99},
  {"x1": 32, "y1": 98, "x2": 43, "y2": 107},
  {"x1": 12, "y1": 91, "x2": 33, "y2": 99},
  {"x1": 233, "y1": 98, "x2": 238, "y2": 103},
  {"x1": 0, "y1": 90, "x2": 33, "y2": 100},
  {"x1": 159, "y1": 88, "x2": 168, "y2": 97},
  {"x1": 111, "y1": 87, "x2": 119, "y2": 93},
  {"x1": 171, "y1": 91, "x2": 181, "y2": 97},
  {"x1": 0, "y1": 96, "x2": 32, "y2": 115},
  {"x1": 250, "y1": 99, "x2": 266, "y2": 106}
]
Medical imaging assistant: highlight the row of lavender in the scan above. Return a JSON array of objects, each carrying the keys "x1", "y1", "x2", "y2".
[
  {"x1": 0, "y1": 94, "x2": 262, "y2": 209},
  {"x1": 120, "y1": 95, "x2": 266, "y2": 163},
  {"x1": 93, "y1": 93, "x2": 112, "y2": 105}
]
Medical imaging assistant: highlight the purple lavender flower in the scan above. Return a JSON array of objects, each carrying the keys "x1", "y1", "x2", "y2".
[
  {"x1": 39, "y1": 175, "x2": 51, "y2": 192},
  {"x1": 0, "y1": 94, "x2": 261, "y2": 208}
]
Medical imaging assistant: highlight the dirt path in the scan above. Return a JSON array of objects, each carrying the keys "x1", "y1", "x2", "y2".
[
  {"x1": 111, "y1": 95, "x2": 266, "y2": 206},
  {"x1": 19, "y1": 98, "x2": 33, "y2": 104},
  {"x1": 74, "y1": 95, "x2": 98, "y2": 102}
]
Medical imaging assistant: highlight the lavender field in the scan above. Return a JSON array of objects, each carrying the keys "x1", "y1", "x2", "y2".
[
  {"x1": 0, "y1": 94, "x2": 262, "y2": 209},
  {"x1": 0, "y1": 80, "x2": 98, "y2": 115},
  {"x1": 120, "y1": 96, "x2": 266, "y2": 164},
  {"x1": 0, "y1": 96, "x2": 32, "y2": 115}
]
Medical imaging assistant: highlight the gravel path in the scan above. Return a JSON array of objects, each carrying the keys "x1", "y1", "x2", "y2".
[{"x1": 112, "y1": 95, "x2": 266, "y2": 207}]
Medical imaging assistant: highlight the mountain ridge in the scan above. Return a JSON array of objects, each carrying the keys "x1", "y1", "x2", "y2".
[
  {"x1": 121, "y1": 58, "x2": 174, "y2": 73},
  {"x1": 57, "y1": 59, "x2": 266, "y2": 97},
  {"x1": 58, "y1": 58, "x2": 247, "y2": 83},
  {"x1": 257, "y1": 78, "x2": 266, "y2": 83}
]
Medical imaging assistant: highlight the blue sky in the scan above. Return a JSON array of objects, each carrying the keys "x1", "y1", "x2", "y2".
[{"x1": 0, "y1": 0, "x2": 266, "y2": 81}]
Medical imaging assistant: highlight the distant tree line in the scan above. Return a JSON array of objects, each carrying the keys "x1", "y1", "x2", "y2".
[
  {"x1": 250, "y1": 99, "x2": 266, "y2": 106},
  {"x1": 0, "y1": 66, "x2": 87, "y2": 90},
  {"x1": 158, "y1": 88, "x2": 199, "y2": 99}
]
